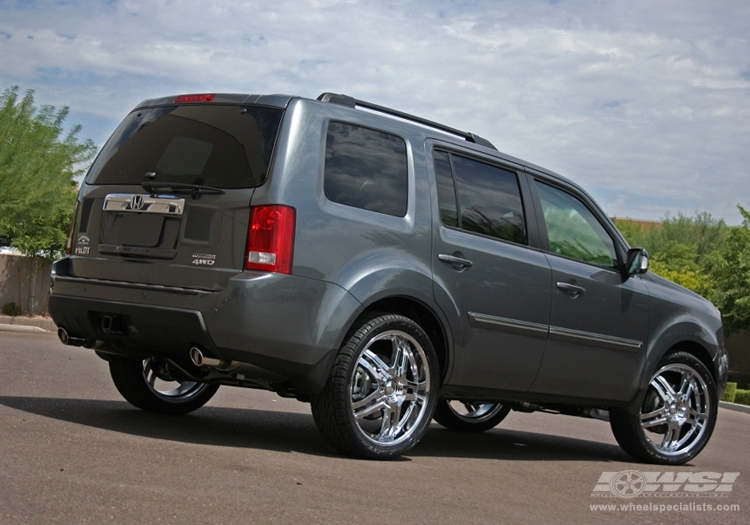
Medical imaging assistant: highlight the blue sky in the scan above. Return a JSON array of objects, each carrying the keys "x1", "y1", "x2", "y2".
[{"x1": 1, "y1": 0, "x2": 748, "y2": 223}]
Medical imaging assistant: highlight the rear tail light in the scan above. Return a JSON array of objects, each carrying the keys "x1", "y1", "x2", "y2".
[
  {"x1": 65, "y1": 200, "x2": 80, "y2": 255},
  {"x1": 246, "y1": 205, "x2": 296, "y2": 274}
]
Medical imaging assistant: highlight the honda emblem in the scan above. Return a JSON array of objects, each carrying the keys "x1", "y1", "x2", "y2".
[{"x1": 129, "y1": 194, "x2": 145, "y2": 210}]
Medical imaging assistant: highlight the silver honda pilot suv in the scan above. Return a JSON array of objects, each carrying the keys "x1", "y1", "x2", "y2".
[{"x1": 50, "y1": 92, "x2": 728, "y2": 464}]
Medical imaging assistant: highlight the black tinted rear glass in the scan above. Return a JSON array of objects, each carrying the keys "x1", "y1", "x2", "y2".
[{"x1": 86, "y1": 104, "x2": 283, "y2": 188}]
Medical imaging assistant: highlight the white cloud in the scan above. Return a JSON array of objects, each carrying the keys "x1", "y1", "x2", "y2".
[{"x1": 0, "y1": 0, "x2": 748, "y2": 223}]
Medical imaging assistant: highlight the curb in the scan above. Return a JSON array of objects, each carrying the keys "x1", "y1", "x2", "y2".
[
  {"x1": 0, "y1": 323, "x2": 49, "y2": 333},
  {"x1": 719, "y1": 400, "x2": 750, "y2": 415},
  {"x1": 0, "y1": 315, "x2": 56, "y2": 332}
]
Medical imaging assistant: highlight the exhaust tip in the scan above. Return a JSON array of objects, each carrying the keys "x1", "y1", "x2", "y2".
[
  {"x1": 58, "y1": 327, "x2": 70, "y2": 345},
  {"x1": 57, "y1": 326, "x2": 93, "y2": 348},
  {"x1": 189, "y1": 347, "x2": 204, "y2": 367},
  {"x1": 189, "y1": 347, "x2": 229, "y2": 369}
]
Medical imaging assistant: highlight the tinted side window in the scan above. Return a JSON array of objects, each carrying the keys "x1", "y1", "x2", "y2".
[
  {"x1": 324, "y1": 122, "x2": 408, "y2": 217},
  {"x1": 434, "y1": 150, "x2": 527, "y2": 245},
  {"x1": 535, "y1": 181, "x2": 617, "y2": 267}
]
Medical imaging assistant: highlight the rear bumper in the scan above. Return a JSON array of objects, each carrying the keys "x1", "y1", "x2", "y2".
[
  {"x1": 49, "y1": 294, "x2": 215, "y2": 356},
  {"x1": 49, "y1": 259, "x2": 362, "y2": 395}
]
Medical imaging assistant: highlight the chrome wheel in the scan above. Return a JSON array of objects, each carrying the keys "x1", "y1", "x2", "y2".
[
  {"x1": 610, "y1": 351, "x2": 717, "y2": 465},
  {"x1": 639, "y1": 362, "x2": 710, "y2": 457},
  {"x1": 448, "y1": 401, "x2": 504, "y2": 422},
  {"x1": 142, "y1": 359, "x2": 210, "y2": 403},
  {"x1": 350, "y1": 330, "x2": 431, "y2": 447},
  {"x1": 433, "y1": 398, "x2": 510, "y2": 432},
  {"x1": 311, "y1": 314, "x2": 439, "y2": 459},
  {"x1": 109, "y1": 357, "x2": 219, "y2": 415}
]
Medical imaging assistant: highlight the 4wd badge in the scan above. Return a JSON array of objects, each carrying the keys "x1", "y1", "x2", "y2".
[{"x1": 192, "y1": 253, "x2": 216, "y2": 266}]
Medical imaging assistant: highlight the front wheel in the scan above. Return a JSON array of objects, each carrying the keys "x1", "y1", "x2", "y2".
[
  {"x1": 109, "y1": 357, "x2": 219, "y2": 415},
  {"x1": 311, "y1": 314, "x2": 439, "y2": 459},
  {"x1": 433, "y1": 399, "x2": 510, "y2": 432},
  {"x1": 610, "y1": 352, "x2": 717, "y2": 465}
]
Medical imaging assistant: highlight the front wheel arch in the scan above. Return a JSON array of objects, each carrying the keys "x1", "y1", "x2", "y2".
[{"x1": 667, "y1": 341, "x2": 719, "y2": 384}]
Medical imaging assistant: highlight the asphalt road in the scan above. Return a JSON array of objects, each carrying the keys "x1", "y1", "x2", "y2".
[{"x1": 1, "y1": 330, "x2": 748, "y2": 525}]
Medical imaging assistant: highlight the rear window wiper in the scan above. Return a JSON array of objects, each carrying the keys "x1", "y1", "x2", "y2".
[{"x1": 141, "y1": 181, "x2": 225, "y2": 200}]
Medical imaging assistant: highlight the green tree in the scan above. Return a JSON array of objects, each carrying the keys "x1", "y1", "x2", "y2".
[
  {"x1": 705, "y1": 206, "x2": 750, "y2": 335},
  {"x1": 614, "y1": 212, "x2": 727, "y2": 263},
  {"x1": 648, "y1": 241, "x2": 711, "y2": 295},
  {"x1": 0, "y1": 86, "x2": 96, "y2": 258},
  {"x1": 614, "y1": 212, "x2": 728, "y2": 296}
]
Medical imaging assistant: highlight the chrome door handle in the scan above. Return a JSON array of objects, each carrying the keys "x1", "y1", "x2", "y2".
[
  {"x1": 438, "y1": 253, "x2": 474, "y2": 270},
  {"x1": 556, "y1": 281, "x2": 585, "y2": 298}
]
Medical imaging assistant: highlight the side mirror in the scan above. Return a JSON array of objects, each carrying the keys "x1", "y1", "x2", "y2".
[{"x1": 626, "y1": 248, "x2": 649, "y2": 276}]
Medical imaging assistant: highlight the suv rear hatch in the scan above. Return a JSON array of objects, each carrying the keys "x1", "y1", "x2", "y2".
[{"x1": 68, "y1": 95, "x2": 285, "y2": 291}]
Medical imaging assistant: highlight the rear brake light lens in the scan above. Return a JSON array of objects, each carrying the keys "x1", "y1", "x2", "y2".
[
  {"x1": 65, "y1": 200, "x2": 80, "y2": 255},
  {"x1": 246, "y1": 205, "x2": 296, "y2": 274},
  {"x1": 173, "y1": 94, "x2": 216, "y2": 103}
]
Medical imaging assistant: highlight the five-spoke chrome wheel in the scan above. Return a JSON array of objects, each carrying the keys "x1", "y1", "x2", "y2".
[
  {"x1": 312, "y1": 314, "x2": 439, "y2": 459},
  {"x1": 610, "y1": 351, "x2": 717, "y2": 465}
]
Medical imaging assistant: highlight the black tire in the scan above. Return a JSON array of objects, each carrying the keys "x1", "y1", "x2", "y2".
[
  {"x1": 610, "y1": 351, "x2": 717, "y2": 465},
  {"x1": 433, "y1": 398, "x2": 511, "y2": 432},
  {"x1": 310, "y1": 314, "x2": 439, "y2": 460},
  {"x1": 109, "y1": 357, "x2": 219, "y2": 415}
]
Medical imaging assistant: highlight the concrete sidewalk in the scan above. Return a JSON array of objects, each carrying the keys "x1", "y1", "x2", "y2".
[{"x1": 0, "y1": 314, "x2": 56, "y2": 332}]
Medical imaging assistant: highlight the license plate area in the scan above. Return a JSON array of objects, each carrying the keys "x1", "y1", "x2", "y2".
[
  {"x1": 117, "y1": 214, "x2": 164, "y2": 247},
  {"x1": 98, "y1": 198, "x2": 182, "y2": 259}
]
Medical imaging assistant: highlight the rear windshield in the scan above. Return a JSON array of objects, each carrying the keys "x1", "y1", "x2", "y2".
[{"x1": 86, "y1": 104, "x2": 283, "y2": 188}]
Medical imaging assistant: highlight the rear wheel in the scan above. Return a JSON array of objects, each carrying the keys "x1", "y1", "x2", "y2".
[
  {"x1": 433, "y1": 399, "x2": 510, "y2": 432},
  {"x1": 311, "y1": 314, "x2": 439, "y2": 459},
  {"x1": 610, "y1": 351, "x2": 717, "y2": 465},
  {"x1": 109, "y1": 357, "x2": 219, "y2": 415}
]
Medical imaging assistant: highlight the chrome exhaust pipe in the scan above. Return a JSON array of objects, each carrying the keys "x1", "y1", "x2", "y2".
[
  {"x1": 188, "y1": 347, "x2": 286, "y2": 383},
  {"x1": 189, "y1": 347, "x2": 238, "y2": 370},
  {"x1": 57, "y1": 327, "x2": 88, "y2": 347}
]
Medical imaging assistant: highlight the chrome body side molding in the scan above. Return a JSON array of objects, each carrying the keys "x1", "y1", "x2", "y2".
[{"x1": 468, "y1": 311, "x2": 643, "y2": 352}]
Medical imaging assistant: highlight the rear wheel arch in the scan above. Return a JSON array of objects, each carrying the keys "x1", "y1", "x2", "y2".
[{"x1": 349, "y1": 296, "x2": 451, "y2": 383}]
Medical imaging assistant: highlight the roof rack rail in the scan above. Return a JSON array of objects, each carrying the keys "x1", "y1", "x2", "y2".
[{"x1": 317, "y1": 92, "x2": 497, "y2": 151}]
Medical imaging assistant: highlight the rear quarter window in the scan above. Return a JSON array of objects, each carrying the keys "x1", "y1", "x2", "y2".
[{"x1": 324, "y1": 122, "x2": 408, "y2": 217}]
